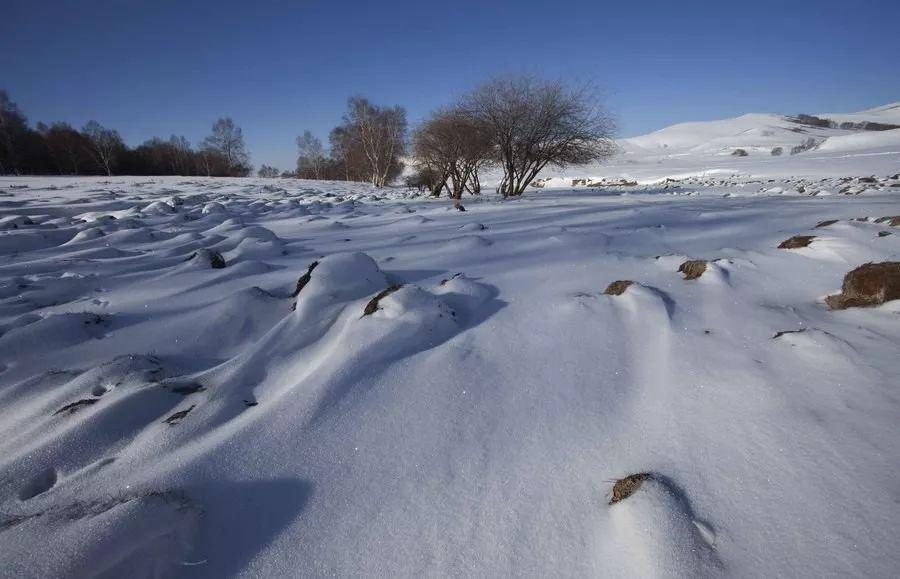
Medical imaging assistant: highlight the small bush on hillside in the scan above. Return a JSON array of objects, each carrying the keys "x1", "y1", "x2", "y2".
[
  {"x1": 731, "y1": 148, "x2": 748, "y2": 157},
  {"x1": 771, "y1": 147, "x2": 783, "y2": 156},
  {"x1": 791, "y1": 138, "x2": 819, "y2": 155}
]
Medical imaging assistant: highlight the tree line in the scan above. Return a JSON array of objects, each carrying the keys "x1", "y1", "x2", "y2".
[
  {"x1": 3, "y1": 75, "x2": 616, "y2": 196},
  {"x1": 293, "y1": 76, "x2": 615, "y2": 197},
  {"x1": 0, "y1": 90, "x2": 251, "y2": 177}
]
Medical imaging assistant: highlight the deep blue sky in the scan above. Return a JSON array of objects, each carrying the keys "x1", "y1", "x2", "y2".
[{"x1": 3, "y1": 0, "x2": 898, "y2": 170}]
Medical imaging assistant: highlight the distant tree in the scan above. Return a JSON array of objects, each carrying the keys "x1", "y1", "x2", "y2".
[
  {"x1": 336, "y1": 97, "x2": 407, "y2": 187},
  {"x1": 81, "y1": 120, "x2": 125, "y2": 175},
  {"x1": 0, "y1": 89, "x2": 263, "y2": 177},
  {"x1": 296, "y1": 130, "x2": 326, "y2": 179},
  {"x1": 257, "y1": 164, "x2": 280, "y2": 178},
  {"x1": 168, "y1": 135, "x2": 194, "y2": 174},
  {"x1": 0, "y1": 90, "x2": 29, "y2": 175},
  {"x1": 328, "y1": 124, "x2": 366, "y2": 182},
  {"x1": 405, "y1": 165, "x2": 446, "y2": 195},
  {"x1": 413, "y1": 107, "x2": 493, "y2": 201},
  {"x1": 460, "y1": 76, "x2": 615, "y2": 196},
  {"x1": 201, "y1": 118, "x2": 251, "y2": 176},
  {"x1": 37, "y1": 122, "x2": 91, "y2": 174}
]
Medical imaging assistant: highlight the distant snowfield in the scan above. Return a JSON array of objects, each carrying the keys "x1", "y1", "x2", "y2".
[
  {"x1": 1, "y1": 107, "x2": 899, "y2": 578},
  {"x1": 528, "y1": 101, "x2": 900, "y2": 186}
]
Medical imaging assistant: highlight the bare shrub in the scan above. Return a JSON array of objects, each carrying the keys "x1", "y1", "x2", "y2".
[
  {"x1": 459, "y1": 76, "x2": 616, "y2": 197},
  {"x1": 413, "y1": 107, "x2": 493, "y2": 201},
  {"x1": 790, "y1": 137, "x2": 819, "y2": 155},
  {"x1": 257, "y1": 165, "x2": 280, "y2": 178}
]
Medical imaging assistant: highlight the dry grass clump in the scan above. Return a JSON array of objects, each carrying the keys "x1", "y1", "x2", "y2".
[
  {"x1": 53, "y1": 399, "x2": 98, "y2": 416},
  {"x1": 363, "y1": 284, "x2": 403, "y2": 316},
  {"x1": 609, "y1": 473, "x2": 650, "y2": 505},
  {"x1": 678, "y1": 260, "x2": 707, "y2": 280},
  {"x1": 778, "y1": 235, "x2": 815, "y2": 249},
  {"x1": 825, "y1": 262, "x2": 900, "y2": 310},
  {"x1": 772, "y1": 328, "x2": 806, "y2": 339},
  {"x1": 292, "y1": 260, "x2": 320, "y2": 297},
  {"x1": 603, "y1": 280, "x2": 634, "y2": 295},
  {"x1": 164, "y1": 404, "x2": 196, "y2": 425},
  {"x1": 186, "y1": 249, "x2": 226, "y2": 269}
]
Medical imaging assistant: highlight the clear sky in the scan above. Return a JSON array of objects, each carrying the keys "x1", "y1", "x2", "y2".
[{"x1": 3, "y1": 0, "x2": 898, "y2": 170}]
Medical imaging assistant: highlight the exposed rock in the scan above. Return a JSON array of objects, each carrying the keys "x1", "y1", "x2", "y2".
[
  {"x1": 815, "y1": 219, "x2": 838, "y2": 228},
  {"x1": 875, "y1": 216, "x2": 900, "y2": 226}
]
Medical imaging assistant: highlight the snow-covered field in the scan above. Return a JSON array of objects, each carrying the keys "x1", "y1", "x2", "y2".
[{"x1": 1, "y1": 107, "x2": 899, "y2": 578}]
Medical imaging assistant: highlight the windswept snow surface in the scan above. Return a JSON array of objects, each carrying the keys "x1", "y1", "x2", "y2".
[{"x1": 1, "y1": 165, "x2": 899, "y2": 578}]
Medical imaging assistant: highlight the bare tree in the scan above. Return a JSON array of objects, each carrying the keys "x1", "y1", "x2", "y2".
[
  {"x1": 168, "y1": 135, "x2": 193, "y2": 174},
  {"x1": 296, "y1": 130, "x2": 326, "y2": 179},
  {"x1": 0, "y1": 90, "x2": 29, "y2": 175},
  {"x1": 82, "y1": 120, "x2": 124, "y2": 176},
  {"x1": 257, "y1": 164, "x2": 280, "y2": 178},
  {"x1": 201, "y1": 117, "x2": 251, "y2": 176},
  {"x1": 329, "y1": 124, "x2": 366, "y2": 182},
  {"x1": 38, "y1": 122, "x2": 89, "y2": 174},
  {"x1": 413, "y1": 107, "x2": 493, "y2": 202},
  {"x1": 344, "y1": 97, "x2": 407, "y2": 187},
  {"x1": 460, "y1": 76, "x2": 616, "y2": 196}
]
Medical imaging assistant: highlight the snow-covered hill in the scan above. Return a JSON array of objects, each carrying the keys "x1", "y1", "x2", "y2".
[
  {"x1": 522, "y1": 102, "x2": 900, "y2": 187},
  {"x1": 620, "y1": 102, "x2": 900, "y2": 156}
]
